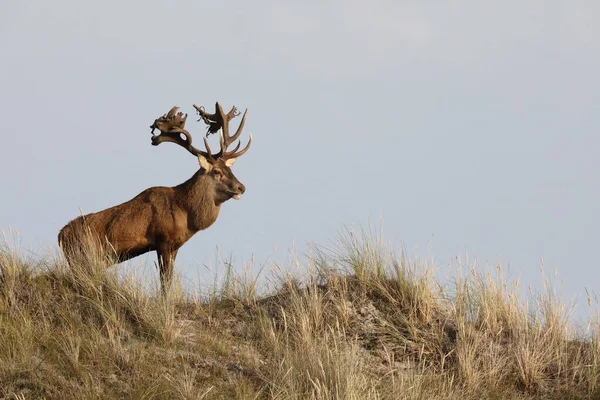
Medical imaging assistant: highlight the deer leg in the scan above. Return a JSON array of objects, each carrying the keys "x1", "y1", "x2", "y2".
[{"x1": 157, "y1": 248, "x2": 178, "y2": 295}]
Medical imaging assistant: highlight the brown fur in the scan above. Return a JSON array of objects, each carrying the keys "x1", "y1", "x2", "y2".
[{"x1": 58, "y1": 159, "x2": 245, "y2": 293}]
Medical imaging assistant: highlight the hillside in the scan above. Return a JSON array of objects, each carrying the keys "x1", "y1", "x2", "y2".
[{"x1": 1, "y1": 232, "x2": 599, "y2": 400}]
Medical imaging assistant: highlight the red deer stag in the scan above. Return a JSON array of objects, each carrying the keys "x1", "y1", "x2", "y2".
[{"x1": 58, "y1": 102, "x2": 252, "y2": 293}]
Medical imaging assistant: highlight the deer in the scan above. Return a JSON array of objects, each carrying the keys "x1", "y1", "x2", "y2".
[{"x1": 58, "y1": 101, "x2": 252, "y2": 293}]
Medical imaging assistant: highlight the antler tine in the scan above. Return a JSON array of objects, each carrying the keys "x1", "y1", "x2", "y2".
[
  {"x1": 224, "y1": 141, "x2": 241, "y2": 156},
  {"x1": 228, "y1": 109, "x2": 247, "y2": 145},
  {"x1": 202, "y1": 137, "x2": 213, "y2": 158},
  {"x1": 219, "y1": 129, "x2": 226, "y2": 155},
  {"x1": 166, "y1": 106, "x2": 179, "y2": 119},
  {"x1": 215, "y1": 103, "x2": 229, "y2": 139},
  {"x1": 226, "y1": 134, "x2": 252, "y2": 159}
]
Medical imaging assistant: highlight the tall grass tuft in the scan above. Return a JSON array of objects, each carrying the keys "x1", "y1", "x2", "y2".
[{"x1": 0, "y1": 229, "x2": 599, "y2": 399}]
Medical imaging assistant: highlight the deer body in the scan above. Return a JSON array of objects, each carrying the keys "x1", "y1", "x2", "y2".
[{"x1": 59, "y1": 102, "x2": 251, "y2": 293}]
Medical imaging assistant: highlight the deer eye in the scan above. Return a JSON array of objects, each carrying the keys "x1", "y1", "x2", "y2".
[{"x1": 213, "y1": 169, "x2": 223, "y2": 178}]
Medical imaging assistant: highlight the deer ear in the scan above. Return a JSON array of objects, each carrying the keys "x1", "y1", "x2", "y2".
[
  {"x1": 198, "y1": 155, "x2": 213, "y2": 171},
  {"x1": 225, "y1": 158, "x2": 236, "y2": 167}
]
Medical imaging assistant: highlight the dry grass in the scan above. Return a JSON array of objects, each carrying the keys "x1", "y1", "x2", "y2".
[{"x1": 1, "y1": 229, "x2": 600, "y2": 399}]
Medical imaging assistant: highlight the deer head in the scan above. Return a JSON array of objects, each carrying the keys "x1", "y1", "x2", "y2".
[{"x1": 150, "y1": 102, "x2": 252, "y2": 202}]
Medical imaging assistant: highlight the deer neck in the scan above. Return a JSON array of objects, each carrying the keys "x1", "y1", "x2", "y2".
[{"x1": 176, "y1": 169, "x2": 221, "y2": 231}]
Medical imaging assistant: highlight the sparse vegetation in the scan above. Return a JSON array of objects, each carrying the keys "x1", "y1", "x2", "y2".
[{"x1": 1, "y1": 229, "x2": 600, "y2": 399}]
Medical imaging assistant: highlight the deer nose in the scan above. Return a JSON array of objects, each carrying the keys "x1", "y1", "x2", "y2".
[{"x1": 235, "y1": 183, "x2": 246, "y2": 194}]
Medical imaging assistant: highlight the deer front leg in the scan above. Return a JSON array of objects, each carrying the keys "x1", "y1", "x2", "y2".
[{"x1": 157, "y1": 248, "x2": 178, "y2": 295}]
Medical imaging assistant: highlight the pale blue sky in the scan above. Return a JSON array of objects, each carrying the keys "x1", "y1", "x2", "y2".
[{"x1": 1, "y1": 1, "x2": 599, "y2": 308}]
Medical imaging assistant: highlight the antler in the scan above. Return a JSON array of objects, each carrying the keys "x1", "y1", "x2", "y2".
[
  {"x1": 150, "y1": 106, "x2": 212, "y2": 159},
  {"x1": 193, "y1": 102, "x2": 252, "y2": 160},
  {"x1": 150, "y1": 103, "x2": 252, "y2": 161}
]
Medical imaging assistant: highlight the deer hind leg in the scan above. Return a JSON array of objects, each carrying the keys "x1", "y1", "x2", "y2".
[{"x1": 157, "y1": 248, "x2": 178, "y2": 295}]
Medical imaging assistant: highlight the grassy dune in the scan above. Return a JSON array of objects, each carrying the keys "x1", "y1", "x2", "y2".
[{"x1": 1, "y1": 231, "x2": 599, "y2": 399}]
